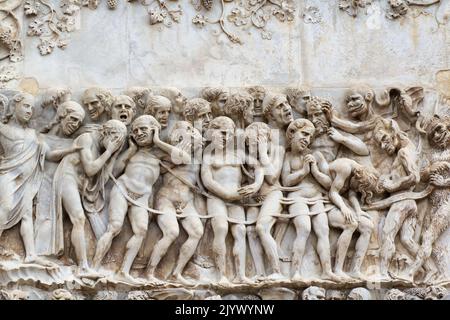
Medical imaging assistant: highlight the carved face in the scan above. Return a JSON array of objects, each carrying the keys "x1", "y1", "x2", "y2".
[
  {"x1": 209, "y1": 118, "x2": 235, "y2": 150},
  {"x1": 197, "y1": 108, "x2": 213, "y2": 133},
  {"x1": 132, "y1": 118, "x2": 157, "y2": 147},
  {"x1": 111, "y1": 102, "x2": 135, "y2": 126},
  {"x1": 250, "y1": 89, "x2": 265, "y2": 114},
  {"x1": 101, "y1": 124, "x2": 127, "y2": 150},
  {"x1": 307, "y1": 105, "x2": 328, "y2": 134},
  {"x1": 303, "y1": 287, "x2": 326, "y2": 300},
  {"x1": 291, "y1": 127, "x2": 313, "y2": 152},
  {"x1": 61, "y1": 112, "x2": 84, "y2": 136},
  {"x1": 153, "y1": 104, "x2": 171, "y2": 129},
  {"x1": 242, "y1": 101, "x2": 255, "y2": 127},
  {"x1": 14, "y1": 97, "x2": 34, "y2": 124},
  {"x1": 270, "y1": 97, "x2": 293, "y2": 128},
  {"x1": 429, "y1": 119, "x2": 450, "y2": 149},
  {"x1": 217, "y1": 92, "x2": 229, "y2": 110},
  {"x1": 375, "y1": 129, "x2": 398, "y2": 155},
  {"x1": 171, "y1": 121, "x2": 203, "y2": 152},
  {"x1": 84, "y1": 94, "x2": 104, "y2": 121},
  {"x1": 174, "y1": 90, "x2": 187, "y2": 109},
  {"x1": 346, "y1": 93, "x2": 368, "y2": 119}
]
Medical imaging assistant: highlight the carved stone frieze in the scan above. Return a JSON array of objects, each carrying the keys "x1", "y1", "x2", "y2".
[{"x1": 0, "y1": 83, "x2": 449, "y2": 300}]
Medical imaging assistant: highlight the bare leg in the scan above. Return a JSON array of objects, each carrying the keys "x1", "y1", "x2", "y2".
[
  {"x1": 400, "y1": 214, "x2": 419, "y2": 258},
  {"x1": 290, "y1": 201, "x2": 311, "y2": 281},
  {"x1": 61, "y1": 178, "x2": 90, "y2": 272},
  {"x1": 313, "y1": 208, "x2": 340, "y2": 281},
  {"x1": 146, "y1": 198, "x2": 179, "y2": 280},
  {"x1": 349, "y1": 216, "x2": 374, "y2": 279},
  {"x1": 409, "y1": 204, "x2": 449, "y2": 279},
  {"x1": 21, "y1": 195, "x2": 37, "y2": 262},
  {"x1": 379, "y1": 200, "x2": 415, "y2": 278},
  {"x1": 229, "y1": 205, "x2": 250, "y2": 283},
  {"x1": 93, "y1": 186, "x2": 128, "y2": 270},
  {"x1": 246, "y1": 206, "x2": 265, "y2": 279},
  {"x1": 328, "y1": 207, "x2": 358, "y2": 280},
  {"x1": 120, "y1": 205, "x2": 149, "y2": 276},
  {"x1": 208, "y1": 198, "x2": 229, "y2": 284},
  {"x1": 256, "y1": 190, "x2": 283, "y2": 278},
  {"x1": 173, "y1": 202, "x2": 204, "y2": 284}
]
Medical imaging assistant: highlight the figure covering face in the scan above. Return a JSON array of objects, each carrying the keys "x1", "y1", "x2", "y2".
[{"x1": 46, "y1": 119, "x2": 127, "y2": 273}]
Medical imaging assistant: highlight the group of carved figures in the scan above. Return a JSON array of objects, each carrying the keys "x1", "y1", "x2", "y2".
[{"x1": 0, "y1": 84, "x2": 449, "y2": 287}]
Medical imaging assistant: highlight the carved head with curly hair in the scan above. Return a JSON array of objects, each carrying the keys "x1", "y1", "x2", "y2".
[
  {"x1": 144, "y1": 95, "x2": 172, "y2": 129},
  {"x1": 262, "y1": 93, "x2": 293, "y2": 129},
  {"x1": 207, "y1": 116, "x2": 235, "y2": 150},
  {"x1": 223, "y1": 91, "x2": 254, "y2": 128},
  {"x1": 201, "y1": 87, "x2": 230, "y2": 117},
  {"x1": 82, "y1": 87, "x2": 113, "y2": 121},
  {"x1": 286, "y1": 118, "x2": 315, "y2": 153},
  {"x1": 183, "y1": 98, "x2": 213, "y2": 133}
]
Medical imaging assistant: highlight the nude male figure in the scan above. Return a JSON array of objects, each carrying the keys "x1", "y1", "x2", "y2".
[
  {"x1": 323, "y1": 158, "x2": 381, "y2": 280},
  {"x1": 201, "y1": 116, "x2": 251, "y2": 284},
  {"x1": 50, "y1": 119, "x2": 127, "y2": 273},
  {"x1": 282, "y1": 119, "x2": 340, "y2": 282},
  {"x1": 151, "y1": 121, "x2": 205, "y2": 285},
  {"x1": 92, "y1": 115, "x2": 190, "y2": 284}
]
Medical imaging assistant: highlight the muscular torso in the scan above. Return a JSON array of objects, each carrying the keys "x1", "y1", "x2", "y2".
[
  {"x1": 310, "y1": 134, "x2": 339, "y2": 162},
  {"x1": 120, "y1": 149, "x2": 160, "y2": 195},
  {"x1": 287, "y1": 152, "x2": 327, "y2": 199},
  {"x1": 159, "y1": 164, "x2": 199, "y2": 203},
  {"x1": 209, "y1": 151, "x2": 243, "y2": 193}
]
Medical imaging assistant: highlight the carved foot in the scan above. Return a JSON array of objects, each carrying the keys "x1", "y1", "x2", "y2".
[
  {"x1": 145, "y1": 274, "x2": 166, "y2": 286},
  {"x1": 292, "y1": 272, "x2": 311, "y2": 284},
  {"x1": 233, "y1": 276, "x2": 253, "y2": 285},
  {"x1": 387, "y1": 271, "x2": 413, "y2": 284},
  {"x1": 334, "y1": 270, "x2": 356, "y2": 282},
  {"x1": 216, "y1": 276, "x2": 232, "y2": 286},
  {"x1": 347, "y1": 271, "x2": 368, "y2": 282},
  {"x1": 265, "y1": 272, "x2": 285, "y2": 282},
  {"x1": 115, "y1": 272, "x2": 146, "y2": 286},
  {"x1": 251, "y1": 274, "x2": 266, "y2": 283},
  {"x1": 24, "y1": 256, "x2": 59, "y2": 270},
  {"x1": 76, "y1": 266, "x2": 103, "y2": 279},
  {"x1": 174, "y1": 273, "x2": 196, "y2": 286},
  {"x1": 321, "y1": 271, "x2": 345, "y2": 283}
]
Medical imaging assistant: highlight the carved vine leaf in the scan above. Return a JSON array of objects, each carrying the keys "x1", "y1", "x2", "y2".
[
  {"x1": 302, "y1": 6, "x2": 322, "y2": 24},
  {"x1": 24, "y1": 0, "x2": 40, "y2": 15},
  {"x1": 24, "y1": 0, "x2": 99, "y2": 55},
  {"x1": 147, "y1": 0, "x2": 183, "y2": 28}
]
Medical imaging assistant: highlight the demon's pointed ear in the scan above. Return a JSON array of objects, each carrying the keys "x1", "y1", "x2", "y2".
[{"x1": 365, "y1": 91, "x2": 374, "y2": 102}]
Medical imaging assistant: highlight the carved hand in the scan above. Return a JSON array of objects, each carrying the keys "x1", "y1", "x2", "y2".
[
  {"x1": 106, "y1": 136, "x2": 124, "y2": 153},
  {"x1": 322, "y1": 102, "x2": 335, "y2": 121},
  {"x1": 238, "y1": 183, "x2": 259, "y2": 197},
  {"x1": 128, "y1": 137, "x2": 138, "y2": 154},
  {"x1": 342, "y1": 206, "x2": 358, "y2": 225},
  {"x1": 327, "y1": 127, "x2": 343, "y2": 142},
  {"x1": 430, "y1": 173, "x2": 448, "y2": 187}
]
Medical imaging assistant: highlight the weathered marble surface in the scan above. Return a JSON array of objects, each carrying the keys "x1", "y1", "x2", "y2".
[{"x1": 0, "y1": 0, "x2": 449, "y2": 300}]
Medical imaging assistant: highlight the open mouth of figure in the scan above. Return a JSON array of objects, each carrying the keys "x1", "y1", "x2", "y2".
[
  {"x1": 136, "y1": 135, "x2": 147, "y2": 142},
  {"x1": 89, "y1": 110, "x2": 98, "y2": 118},
  {"x1": 349, "y1": 103, "x2": 364, "y2": 113},
  {"x1": 119, "y1": 114, "x2": 128, "y2": 121}
]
